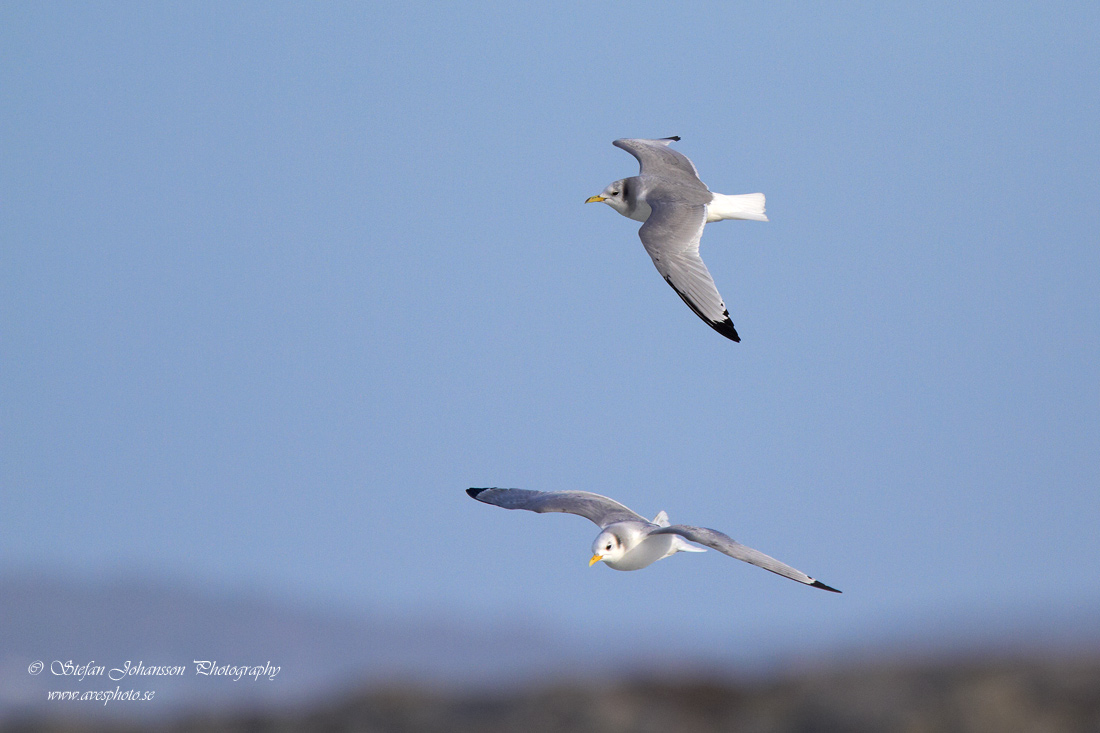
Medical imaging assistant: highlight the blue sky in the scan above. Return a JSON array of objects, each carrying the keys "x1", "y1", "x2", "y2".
[{"x1": 3, "y1": 2, "x2": 1098, "y2": 663}]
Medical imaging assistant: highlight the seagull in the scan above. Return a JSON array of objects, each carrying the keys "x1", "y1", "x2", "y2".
[
  {"x1": 585, "y1": 137, "x2": 767, "y2": 342},
  {"x1": 466, "y1": 488, "x2": 839, "y2": 592}
]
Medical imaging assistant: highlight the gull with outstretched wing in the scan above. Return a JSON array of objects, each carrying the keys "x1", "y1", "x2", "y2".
[
  {"x1": 467, "y1": 488, "x2": 839, "y2": 592},
  {"x1": 586, "y1": 137, "x2": 767, "y2": 342}
]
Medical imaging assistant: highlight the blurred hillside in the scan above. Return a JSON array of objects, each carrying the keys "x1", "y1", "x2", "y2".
[
  {"x1": 8, "y1": 656, "x2": 1100, "y2": 733},
  {"x1": 0, "y1": 573, "x2": 599, "y2": 717},
  {"x1": 3, "y1": 573, "x2": 1098, "y2": 732}
]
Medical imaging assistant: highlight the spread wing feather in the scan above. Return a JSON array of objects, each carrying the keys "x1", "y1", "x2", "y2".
[
  {"x1": 467, "y1": 488, "x2": 647, "y2": 528},
  {"x1": 613, "y1": 137, "x2": 704, "y2": 186},
  {"x1": 639, "y1": 200, "x2": 740, "y2": 342},
  {"x1": 650, "y1": 524, "x2": 841, "y2": 592}
]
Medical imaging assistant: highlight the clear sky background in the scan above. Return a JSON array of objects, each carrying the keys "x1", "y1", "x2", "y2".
[{"x1": 3, "y1": 2, "x2": 1098, "y2": 667}]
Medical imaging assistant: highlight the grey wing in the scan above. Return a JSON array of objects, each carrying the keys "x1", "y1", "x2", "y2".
[
  {"x1": 650, "y1": 525, "x2": 841, "y2": 592},
  {"x1": 639, "y1": 199, "x2": 740, "y2": 342},
  {"x1": 613, "y1": 138, "x2": 705, "y2": 187},
  {"x1": 466, "y1": 488, "x2": 648, "y2": 528}
]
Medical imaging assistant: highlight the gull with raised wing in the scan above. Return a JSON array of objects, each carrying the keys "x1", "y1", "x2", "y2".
[
  {"x1": 586, "y1": 137, "x2": 767, "y2": 342},
  {"x1": 466, "y1": 488, "x2": 839, "y2": 592}
]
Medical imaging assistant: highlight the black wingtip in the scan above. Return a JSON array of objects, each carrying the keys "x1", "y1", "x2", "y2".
[
  {"x1": 810, "y1": 580, "x2": 842, "y2": 594},
  {"x1": 664, "y1": 135, "x2": 681, "y2": 141},
  {"x1": 662, "y1": 276, "x2": 741, "y2": 342},
  {"x1": 712, "y1": 318, "x2": 741, "y2": 342},
  {"x1": 466, "y1": 488, "x2": 488, "y2": 499}
]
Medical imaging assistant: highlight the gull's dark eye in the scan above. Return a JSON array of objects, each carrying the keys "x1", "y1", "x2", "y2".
[{"x1": 605, "y1": 543, "x2": 612, "y2": 551}]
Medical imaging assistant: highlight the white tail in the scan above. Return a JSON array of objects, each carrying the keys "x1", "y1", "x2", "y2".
[
  {"x1": 706, "y1": 192, "x2": 768, "y2": 223},
  {"x1": 673, "y1": 536, "x2": 707, "y2": 554}
]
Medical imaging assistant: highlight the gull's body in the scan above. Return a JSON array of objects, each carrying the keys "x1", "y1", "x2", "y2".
[
  {"x1": 586, "y1": 137, "x2": 767, "y2": 342},
  {"x1": 466, "y1": 488, "x2": 839, "y2": 592}
]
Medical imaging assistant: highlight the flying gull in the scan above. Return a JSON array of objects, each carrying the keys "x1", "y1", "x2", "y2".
[
  {"x1": 467, "y1": 488, "x2": 839, "y2": 592},
  {"x1": 586, "y1": 137, "x2": 767, "y2": 342}
]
